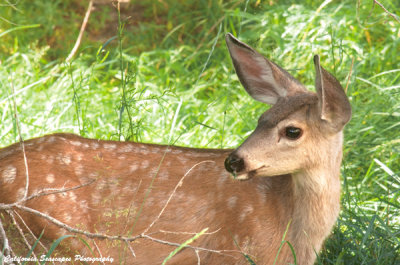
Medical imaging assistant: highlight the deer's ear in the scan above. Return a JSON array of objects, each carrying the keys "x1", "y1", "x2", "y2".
[
  {"x1": 314, "y1": 55, "x2": 352, "y2": 132},
  {"x1": 225, "y1": 33, "x2": 306, "y2": 105}
]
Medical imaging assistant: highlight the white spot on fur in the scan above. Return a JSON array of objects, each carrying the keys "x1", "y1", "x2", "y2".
[
  {"x1": 46, "y1": 173, "x2": 55, "y2": 184},
  {"x1": 141, "y1": 160, "x2": 150, "y2": 169},
  {"x1": 74, "y1": 165, "x2": 84, "y2": 176},
  {"x1": 91, "y1": 142, "x2": 100, "y2": 150},
  {"x1": 104, "y1": 143, "x2": 117, "y2": 150},
  {"x1": 140, "y1": 148, "x2": 149, "y2": 155},
  {"x1": 129, "y1": 164, "x2": 139, "y2": 173},
  {"x1": 119, "y1": 155, "x2": 126, "y2": 160},
  {"x1": 159, "y1": 171, "x2": 169, "y2": 181},
  {"x1": 80, "y1": 200, "x2": 89, "y2": 213},
  {"x1": 47, "y1": 156, "x2": 54, "y2": 164},
  {"x1": 69, "y1": 192, "x2": 77, "y2": 202},
  {"x1": 119, "y1": 144, "x2": 134, "y2": 153},
  {"x1": 239, "y1": 205, "x2": 254, "y2": 223},
  {"x1": 46, "y1": 136, "x2": 56, "y2": 143},
  {"x1": 63, "y1": 213, "x2": 72, "y2": 223},
  {"x1": 70, "y1": 140, "x2": 82, "y2": 147},
  {"x1": 16, "y1": 187, "x2": 25, "y2": 200},
  {"x1": 2, "y1": 165, "x2": 17, "y2": 184},
  {"x1": 75, "y1": 153, "x2": 84, "y2": 161},
  {"x1": 57, "y1": 153, "x2": 71, "y2": 165},
  {"x1": 48, "y1": 194, "x2": 56, "y2": 203},
  {"x1": 91, "y1": 193, "x2": 102, "y2": 205},
  {"x1": 151, "y1": 147, "x2": 161, "y2": 153},
  {"x1": 172, "y1": 149, "x2": 182, "y2": 154},
  {"x1": 227, "y1": 196, "x2": 238, "y2": 210}
]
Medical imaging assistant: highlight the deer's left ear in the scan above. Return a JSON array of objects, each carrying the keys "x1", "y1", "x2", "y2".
[{"x1": 314, "y1": 55, "x2": 352, "y2": 132}]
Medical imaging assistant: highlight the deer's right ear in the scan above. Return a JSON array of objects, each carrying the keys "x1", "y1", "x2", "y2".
[{"x1": 226, "y1": 33, "x2": 306, "y2": 105}]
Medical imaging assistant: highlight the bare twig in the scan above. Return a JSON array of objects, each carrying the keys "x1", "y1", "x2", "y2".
[
  {"x1": 373, "y1": 0, "x2": 400, "y2": 23},
  {"x1": 143, "y1": 160, "x2": 215, "y2": 235},
  {"x1": 12, "y1": 210, "x2": 50, "y2": 256},
  {"x1": 13, "y1": 204, "x2": 140, "y2": 242},
  {"x1": 9, "y1": 75, "x2": 29, "y2": 203},
  {"x1": 92, "y1": 240, "x2": 106, "y2": 265},
  {"x1": 159, "y1": 228, "x2": 221, "y2": 236},
  {"x1": 125, "y1": 241, "x2": 136, "y2": 258},
  {"x1": 7, "y1": 211, "x2": 39, "y2": 263},
  {"x1": 66, "y1": 0, "x2": 94, "y2": 62},
  {"x1": 0, "y1": 217, "x2": 11, "y2": 256},
  {"x1": 345, "y1": 57, "x2": 354, "y2": 93},
  {"x1": 141, "y1": 234, "x2": 239, "y2": 258},
  {"x1": 195, "y1": 250, "x2": 201, "y2": 265},
  {"x1": 24, "y1": 179, "x2": 96, "y2": 202}
]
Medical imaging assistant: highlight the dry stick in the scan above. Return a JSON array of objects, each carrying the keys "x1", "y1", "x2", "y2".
[
  {"x1": 12, "y1": 211, "x2": 50, "y2": 256},
  {"x1": 9, "y1": 76, "x2": 29, "y2": 204},
  {"x1": 142, "y1": 160, "x2": 215, "y2": 235},
  {"x1": 141, "y1": 234, "x2": 239, "y2": 258},
  {"x1": 374, "y1": 0, "x2": 400, "y2": 23},
  {"x1": 195, "y1": 250, "x2": 201, "y2": 265},
  {"x1": 92, "y1": 240, "x2": 106, "y2": 265},
  {"x1": 345, "y1": 57, "x2": 354, "y2": 93},
  {"x1": 8, "y1": 205, "x2": 239, "y2": 259},
  {"x1": 66, "y1": 0, "x2": 94, "y2": 62},
  {"x1": 0, "y1": 217, "x2": 11, "y2": 257},
  {"x1": 125, "y1": 241, "x2": 136, "y2": 258},
  {"x1": 24, "y1": 179, "x2": 96, "y2": 202},
  {"x1": 7, "y1": 211, "x2": 40, "y2": 264},
  {"x1": 159, "y1": 228, "x2": 221, "y2": 236}
]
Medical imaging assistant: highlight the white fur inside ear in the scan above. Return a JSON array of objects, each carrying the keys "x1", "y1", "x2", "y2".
[{"x1": 246, "y1": 56, "x2": 287, "y2": 104}]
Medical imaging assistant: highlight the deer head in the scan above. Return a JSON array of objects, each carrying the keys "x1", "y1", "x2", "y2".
[{"x1": 224, "y1": 33, "x2": 351, "y2": 180}]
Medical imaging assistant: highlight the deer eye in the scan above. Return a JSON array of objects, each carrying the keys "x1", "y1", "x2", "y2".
[{"x1": 285, "y1": 126, "x2": 302, "y2": 140}]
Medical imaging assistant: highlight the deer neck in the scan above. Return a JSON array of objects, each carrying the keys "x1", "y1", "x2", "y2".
[{"x1": 288, "y1": 133, "x2": 343, "y2": 263}]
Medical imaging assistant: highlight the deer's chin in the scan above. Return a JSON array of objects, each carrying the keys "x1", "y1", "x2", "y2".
[{"x1": 232, "y1": 166, "x2": 268, "y2": 180}]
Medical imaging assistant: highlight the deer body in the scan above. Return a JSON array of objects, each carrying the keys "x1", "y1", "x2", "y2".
[{"x1": 0, "y1": 34, "x2": 351, "y2": 265}]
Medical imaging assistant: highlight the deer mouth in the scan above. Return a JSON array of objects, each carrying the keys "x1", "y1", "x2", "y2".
[{"x1": 233, "y1": 165, "x2": 267, "y2": 180}]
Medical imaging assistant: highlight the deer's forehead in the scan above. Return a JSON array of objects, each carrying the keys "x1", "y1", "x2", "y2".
[{"x1": 258, "y1": 92, "x2": 318, "y2": 128}]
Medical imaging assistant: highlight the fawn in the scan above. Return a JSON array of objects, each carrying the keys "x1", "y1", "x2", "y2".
[{"x1": 0, "y1": 33, "x2": 351, "y2": 264}]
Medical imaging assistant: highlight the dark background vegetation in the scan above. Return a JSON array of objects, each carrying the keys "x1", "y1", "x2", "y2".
[{"x1": 0, "y1": 0, "x2": 399, "y2": 264}]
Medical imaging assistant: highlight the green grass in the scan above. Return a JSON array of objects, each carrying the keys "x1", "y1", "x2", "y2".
[{"x1": 1, "y1": 0, "x2": 399, "y2": 264}]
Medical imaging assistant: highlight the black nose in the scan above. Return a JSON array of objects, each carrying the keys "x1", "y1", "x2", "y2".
[{"x1": 225, "y1": 154, "x2": 244, "y2": 174}]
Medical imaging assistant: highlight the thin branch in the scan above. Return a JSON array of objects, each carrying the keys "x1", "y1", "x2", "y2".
[
  {"x1": 125, "y1": 241, "x2": 136, "y2": 258},
  {"x1": 195, "y1": 250, "x2": 201, "y2": 265},
  {"x1": 373, "y1": 0, "x2": 400, "y2": 23},
  {"x1": 0, "y1": 217, "x2": 11, "y2": 257},
  {"x1": 345, "y1": 57, "x2": 354, "y2": 93},
  {"x1": 66, "y1": 0, "x2": 94, "y2": 62},
  {"x1": 159, "y1": 228, "x2": 221, "y2": 236},
  {"x1": 13, "y1": 204, "x2": 140, "y2": 242},
  {"x1": 7, "y1": 211, "x2": 39, "y2": 263},
  {"x1": 143, "y1": 160, "x2": 215, "y2": 235},
  {"x1": 92, "y1": 240, "x2": 106, "y2": 265},
  {"x1": 9, "y1": 74, "x2": 29, "y2": 203},
  {"x1": 25, "y1": 179, "x2": 96, "y2": 202},
  {"x1": 141, "y1": 234, "x2": 239, "y2": 258},
  {"x1": 12, "y1": 210, "x2": 50, "y2": 257}
]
